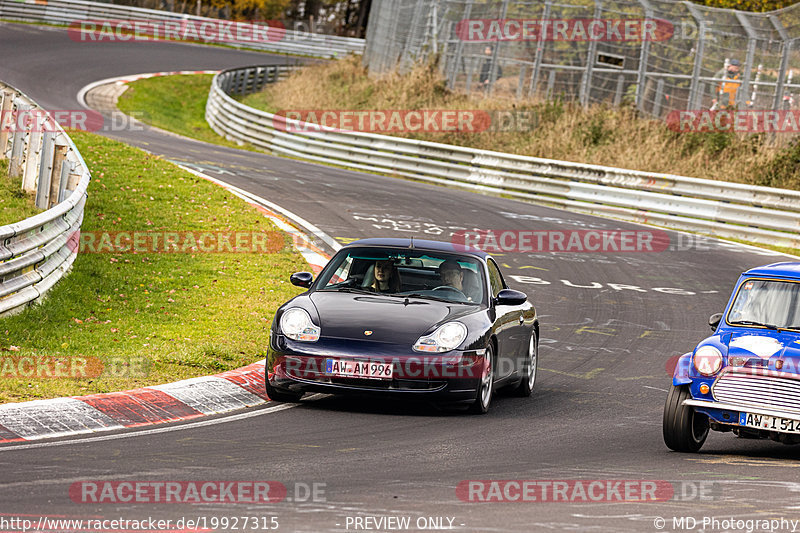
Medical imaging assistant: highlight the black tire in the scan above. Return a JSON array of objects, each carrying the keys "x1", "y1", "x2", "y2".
[
  {"x1": 512, "y1": 332, "x2": 538, "y2": 397},
  {"x1": 265, "y1": 378, "x2": 304, "y2": 403},
  {"x1": 469, "y1": 343, "x2": 495, "y2": 414},
  {"x1": 663, "y1": 385, "x2": 708, "y2": 452}
]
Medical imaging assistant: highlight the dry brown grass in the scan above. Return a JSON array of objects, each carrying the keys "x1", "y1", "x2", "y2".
[{"x1": 241, "y1": 56, "x2": 799, "y2": 189}]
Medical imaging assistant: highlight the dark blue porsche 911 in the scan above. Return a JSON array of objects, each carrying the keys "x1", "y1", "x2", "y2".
[
  {"x1": 265, "y1": 238, "x2": 539, "y2": 413},
  {"x1": 664, "y1": 262, "x2": 800, "y2": 451}
]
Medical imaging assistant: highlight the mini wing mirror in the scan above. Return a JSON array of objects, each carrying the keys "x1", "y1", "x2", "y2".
[
  {"x1": 290, "y1": 272, "x2": 313, "y2": 288},
  {"x1": 708, "y1": 312, "x2": 723, "y2": 331},
  {"x1": 494, "y1": 289, "x2": 527, "y2": 306}
]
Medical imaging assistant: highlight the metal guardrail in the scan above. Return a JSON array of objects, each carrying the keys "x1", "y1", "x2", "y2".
[
  {"x1": 206, "y1": 65, "x2": 800, "y2": 249},
  {"x1": 0, "y1": 84, "x2": 90, "y2": 317},
  {"x1": 0, "y1": 0, "x2": 364, "y2": 59}
]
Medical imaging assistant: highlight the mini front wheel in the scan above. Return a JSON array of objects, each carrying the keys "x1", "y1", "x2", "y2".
[{"x1": 663, "y1": 385, "x2": 708, "y2": 452}]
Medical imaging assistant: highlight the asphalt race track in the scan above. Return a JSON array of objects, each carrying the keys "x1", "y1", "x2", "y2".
[{"x1": 1, "y1": 22, "x2": 800, "y2": 533}]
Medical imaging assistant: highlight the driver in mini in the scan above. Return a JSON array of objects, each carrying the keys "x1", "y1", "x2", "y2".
[{"x1": 437, "y1": 259, "x2": 464, "y2": 291}]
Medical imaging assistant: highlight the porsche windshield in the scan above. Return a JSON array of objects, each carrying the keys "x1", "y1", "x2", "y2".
[
  {"x1": 727, "y1": 278, "x2": 800, "y2": 330},
  {"x1": 316, "y1": 247, "x2": 485, "y2": 305}
]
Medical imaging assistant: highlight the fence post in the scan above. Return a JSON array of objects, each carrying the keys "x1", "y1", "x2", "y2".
[
  {"x1": 22, "y1": 129, "x2": 42, "y2": 193},
  {"x1": 735, "y1": 12, "x2": 757, "y2": 108},
  {"x1": 529, "y1": 0, "x2": 552, "y2": 97},
  {"x1": 636, "y1": 0, "x2": 654, "y2": 111},
  {"x1": 49, "y1": 142, "x2": 69, "y2": 209},
  {"x1": 35, "y1": 131, "x2": 56, "y2": 210},
  {"x1": 769, "y1": 15, "x2": 790, "y2": 111},
  {"x1": 486, "y1": 0, "x2": 510, "y2": 95},
  {"x1": 447, "y1": 0, "x2": 472, "y2": 89},
  {"x1": 653, "y1": 78, "x2": 665, "y2": 116},
  {"x1": 58, "y1": 158, "x2": 73, "y2": 204},
  {"x1": 579, "y1": 0, "x2": 602, "y2": 107},
  {"x1": 547, "y1": 69, "x2": 556, "y2": 99},
  {"x1": 517, "y1": 64, "x2": 526, "y2": 100},
  {"x1": 614, "y1": 74, "x2": 625, "y2": 106},
  {"x1": 686, "y1": 3, "x2": 707, "y2": 110},
  {"x1": 0, "y1": 91, "x2": 14, "y2": 159}
]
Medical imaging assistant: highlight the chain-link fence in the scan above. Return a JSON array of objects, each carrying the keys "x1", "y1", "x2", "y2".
[{"x1": 364, "y1": 0, "x2": 800, "y2": 119}]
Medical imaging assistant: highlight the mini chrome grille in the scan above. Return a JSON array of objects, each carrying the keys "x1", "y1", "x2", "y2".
[{"x1": 713, "y1": 371, "x2": 800, "y2": 414}]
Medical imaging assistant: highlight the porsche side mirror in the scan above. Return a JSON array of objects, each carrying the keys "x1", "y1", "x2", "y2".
[
  {"x1": 290, "y1": 272, "x2": 313, "y2": 288},
  {"x1": 494, "y1": 289, "x2": 527, "y2": 306},
  {"x1": 708, "y1": 312, "x2": 723, "y2": 331}
]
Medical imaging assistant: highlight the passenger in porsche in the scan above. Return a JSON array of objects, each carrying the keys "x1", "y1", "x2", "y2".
[{"x1": 369, "y1": 259, "x2": 401, "y2": 293}]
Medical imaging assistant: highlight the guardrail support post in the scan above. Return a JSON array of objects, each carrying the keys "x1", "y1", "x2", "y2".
[
  {"x1": 22, "y1": 129, "x2": 42, "y2": 192},
  {"x1": 58, "y1": 159, "x2": 73, "y2": 204},
  {"x1": 9, "y1": 130, "x2": 26, "y2": 178},
  {"x1": 35, "y1": 131, "x2": 56, "y2": 210},
  {"x1": 0, "y1": 91, "x2": 14, "y2": 159},
  {"x1": 49, "y1": 142, "x2": 69, "y2": 209}
]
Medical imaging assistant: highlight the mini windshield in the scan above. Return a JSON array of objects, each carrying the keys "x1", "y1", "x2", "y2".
[
  {"x1": 315, "y1": 247, "x2": 485, "y2": 305},
  {"x1": 726, "y1": 279, "x2": 800, "y2": 330}
]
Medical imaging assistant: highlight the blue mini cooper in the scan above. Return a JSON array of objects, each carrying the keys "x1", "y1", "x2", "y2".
[{"x1": 664, "y1": 262, "x2": 800, "y2": 452}]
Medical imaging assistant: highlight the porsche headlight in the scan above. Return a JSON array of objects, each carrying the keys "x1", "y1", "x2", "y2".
[
  {"x1": 280, "y1": 308, "x2": 320, "y2": 342},
  {"x1": 693, "y1": 345, "x2": 722, "y2": 376},
  {"x1": 413, "y1": 322, "x2": 467, "y2": 353}
]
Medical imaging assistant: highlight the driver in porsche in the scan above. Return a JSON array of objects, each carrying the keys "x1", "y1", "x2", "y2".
[{"x1": 437, "y1": 259, "x2": 464, "y2": 291}]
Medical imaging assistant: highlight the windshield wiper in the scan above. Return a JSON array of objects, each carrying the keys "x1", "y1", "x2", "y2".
[
  {"x1": 729, "y1": 320, "x2": 779, "y2": 329},
  {"x1": 404, "y1": 293, "x2": 477, "y2": 305},
  {"x1": 321, "y1": 287, "x2": 376, "y2": 295}
]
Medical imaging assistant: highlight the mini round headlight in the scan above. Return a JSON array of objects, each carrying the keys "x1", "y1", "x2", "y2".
[{"x1": 693, "y1": 345, "x2": 722, "y2": 376}]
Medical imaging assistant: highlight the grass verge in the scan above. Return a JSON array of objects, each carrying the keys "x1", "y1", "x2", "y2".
[
  {"x1": 0, "y1": 159, "x2": 39, "y2": 226},
  {"x1": 0, "y1": 131, "x2": 307, "y2": 403},
  {"x1": 116, "y1": 74, "x2": 249, "y2": 150}
]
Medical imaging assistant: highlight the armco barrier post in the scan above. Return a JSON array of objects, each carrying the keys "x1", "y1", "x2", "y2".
[
  {"x1": 49, "y1": 142, "x2": 69, "y2": 209},
  {"x1": 35, "y1": 131, "x2": 56, "y2": 210},
  {"x1": 8, "y1": 104, "x2": 29, "y2": 179},
  {"x1": 0, "y1": 90, "x2": 14, "y2": 159},
  {"x1": 58, "y1": 159, "x2": 73, "y2": 203},
  {"x1": 22, "y1": 128, "x2": 42, "y2": 192}
]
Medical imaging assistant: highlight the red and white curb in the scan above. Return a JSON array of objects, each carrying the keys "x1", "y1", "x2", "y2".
[
  {"x1": 0, "y1": 76, "x2": 339, "y2": 444},
  {"x1": 0, "y1": 362, "x2": 267, "y2": 443}
]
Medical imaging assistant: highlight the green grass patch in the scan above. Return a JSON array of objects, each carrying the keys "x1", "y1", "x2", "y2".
[
  {"x1": 0, "y1": 131, "x2": 307, "y2": 403},
  {"x1": 0, "y1": 159, "x2": 39, "y2": 226},
  {"x1": 117, "y1": 74, "x2": 247, "y2": 149}
]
